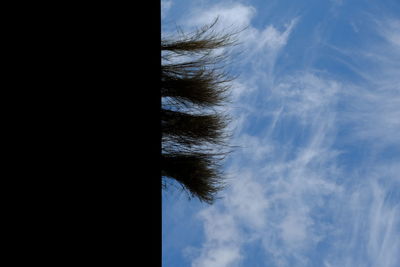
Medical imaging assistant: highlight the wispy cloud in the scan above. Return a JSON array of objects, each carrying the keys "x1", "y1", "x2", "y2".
[
  {"x1": 189, "y1": 4, "x2": 399, "y2": 266},
  {"x1": 184, "y1": 3, "x2": 256, "y2": 30},
  {"x1": 334, "y1": 18, "x2": 400, "y2": 149},
  {"x1": 325, "y1": 173, "x2": 400, "y2": 267},
  {"x1": 185, "y1": 7, "x2": 344, "y2": 265},
  {"x1": 161, "y1": 0, "x2": 173, "y2": 19},
  {"x1": 376, "y1": 18, "x2": 400, "y2": 48},
  {"x1": 162, "y1": 1, "x2": 400, "y2": 266},
  {"x1": 192, "y1": 207, "x2": 243, "y2": 267}
]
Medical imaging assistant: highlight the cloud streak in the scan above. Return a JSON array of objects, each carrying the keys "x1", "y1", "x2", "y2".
[
  {"x1": 188, "y1": 3, "x2": 399, "y2": 267},
  {"x1": 162, "y1": 1, "x2": 400, "y2": 266},
  {"x1": 182, "y1": 4, "x2": 343, "y2": 266}
]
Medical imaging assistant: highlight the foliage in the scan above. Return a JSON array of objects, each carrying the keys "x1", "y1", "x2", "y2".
[{"x1": 161, "y1": 19, "x2": 239, "y2": 204}]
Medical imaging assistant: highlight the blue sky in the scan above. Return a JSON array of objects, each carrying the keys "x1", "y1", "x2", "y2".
[{"x1": 162, "y1": 0, "x2": 400, "y2": 266}]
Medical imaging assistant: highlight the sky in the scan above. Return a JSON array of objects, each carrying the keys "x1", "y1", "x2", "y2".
[{"x1": 161, "y1": 1, "x2": 400, "y2": 266}]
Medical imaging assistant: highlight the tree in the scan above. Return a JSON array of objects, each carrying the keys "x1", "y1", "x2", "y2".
[{"x1": 161, "y1": 19, "x2": 238, "y2": 204}]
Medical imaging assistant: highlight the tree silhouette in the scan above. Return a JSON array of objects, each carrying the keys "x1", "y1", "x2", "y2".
[{"x1": 161, "y1": 19, "x2": 238, "y2": 204}]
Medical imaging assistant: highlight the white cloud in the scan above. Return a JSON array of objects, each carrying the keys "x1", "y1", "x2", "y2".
[
  {"x1": 238, "y1": 17, "x2": 299, "y2": 84},
  {"x1": 184, "y1": 3, "x2": 256, "y2": 31},
  {"x1": 192, "y1": 207, "x2": 243, "y2": 267},
  {"x1": 192, "y1": 245, "x2": 242, "y2": 267},
  {"x1": 163, "y1": 2, "x2": 400, "y2": 267},
  {"x1": 192, "y1": 70, "x2": 342, "y2": 266},
  {"x1": 326, "y1": 174, "x2": 400, "y2": 267},
  {"x1": 280, "y1": 211, "x2": 310, "y2": 247},
  {"x1": 367, "y1": 181, "x2": 400, "y2": 267},
  {"x1": 182, "y1": 3, "x2": 347, "y2": 263},
  {"x1": 225, "y1": 171, "x2": 269, "y2": 230},
  {"x1": 272, "y1": 73, "x2": 340, "y2": 125},
  {"x1": 161, "y1": 0, "x2": 173, "y2": 19},
  {"x1": 346, "y1": 87, "x2": 400, "y2": 146},
  {"x1": 334, "y1": 18, "x2": 400, "y2": 149},
  {"x1": 377, "y1": 18, "x2": 400, "y2": 48},
  {"x1": 248, "y1": 18, "x2": 298, "y2": 51}
]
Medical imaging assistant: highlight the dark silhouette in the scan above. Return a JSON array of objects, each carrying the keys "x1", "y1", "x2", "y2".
[{"x1": 161, "y1": 19, "x2": 238, "y2": 204}]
